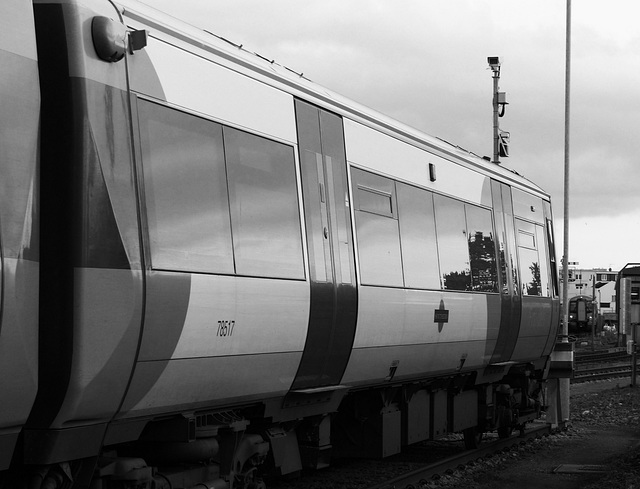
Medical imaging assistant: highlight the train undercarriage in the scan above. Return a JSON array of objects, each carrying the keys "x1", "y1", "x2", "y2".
[{"x1": 8, "y1": 362, "x2": 547, "y2": 489}]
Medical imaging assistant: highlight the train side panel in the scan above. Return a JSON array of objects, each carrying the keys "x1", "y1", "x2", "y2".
[
  {"x1": 0, "y1": 0, "x2": 40, "y2": 471},
  {"x1": 124, "y1": 9, "x2": 297, "y2": 144},
  {"x1": 341, "y1": 118, "x2": 503, "y2": 385},
  {"x1": 343, "y1": 119, "x2": 493, "y2": 205},
  {"x1": 119, "y1": 275, "x2": 309, "y2": 418},
  {"x1": 342, "y1": 288, "x2": 500, "y2": 385},
  {"x1": 115, "y1": 19, "x2": 313, "y2": 420},
  {"x1": 4, "y1": 0, "x2": 562, "y2": 485}
]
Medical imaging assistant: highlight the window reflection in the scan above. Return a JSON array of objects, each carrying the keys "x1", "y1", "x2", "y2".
[
  {"x1": 396, "y1": 183, "x2": 440, "y2": 289},
  {"x1": 516, "y1": 220, "x2": 544, "y2": 296},
  {"x1": 352, "y1": 169, "x2": 403, "y2": 287},
  {"x1": 434, "y1": 195, "x2": 471, "y2": 291},
  {"x1": 519, "y1": 248, "x2": 542, "y2": 295},
  {"x1": 224, "y1": 127, "x2": 304, "y2": 279},
  {"x1": 139, "y1": 99, "x2": 234, "y2": 274},
  {"x1": 138, "y1": 99, "x2": 304, "y2": 279},
  {"x1": 466, "y1": 205, "x2": 498, "y2": 292}
]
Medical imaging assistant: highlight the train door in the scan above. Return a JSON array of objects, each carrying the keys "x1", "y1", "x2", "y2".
[
  {"x1": 576, "y1": 300, "x2": 587, "y2": 324},
  {"x1": 489, "y1": 180, "x2": 522, "y2": 363},
  {"x1": 291, "y1": 99, "x2": 358, "y2": 390}
]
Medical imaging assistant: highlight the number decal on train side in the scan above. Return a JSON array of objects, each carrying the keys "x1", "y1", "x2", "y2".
[{"x1": 217, "y1": 320, "x2": 236, "y2": 337}]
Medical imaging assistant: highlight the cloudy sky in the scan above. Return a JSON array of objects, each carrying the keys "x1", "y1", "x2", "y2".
[{"x1": 136, "y1": 0, "x2": 640, "y2": 272}]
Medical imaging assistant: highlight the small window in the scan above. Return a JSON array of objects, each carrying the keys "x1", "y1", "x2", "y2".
[
  {"x1": 358, "y1": 187, "x2": 393, "y2": 216},
  {"x1": 352, "y1": 168, "x2": 397, "y2": 218},
  {"x1": 518, "y1": 230, "x2": 536, "y2": 249}
]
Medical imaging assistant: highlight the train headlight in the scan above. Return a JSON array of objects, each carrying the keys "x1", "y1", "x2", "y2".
[
  {"x1": 92, "y1": 16, "x2": 148, "y2": 63},
  {"x1": 92, "y1": 16, "x2": 127, "y2": 62}
]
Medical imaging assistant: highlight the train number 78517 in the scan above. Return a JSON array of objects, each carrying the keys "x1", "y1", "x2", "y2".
[{"x1": 217, "y1": 320, "x2": 236, "y2": 337}]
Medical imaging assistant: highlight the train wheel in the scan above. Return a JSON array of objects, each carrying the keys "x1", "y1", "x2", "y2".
[{"x1": 463, "y1": 427, "x2": 483, "y2": 449}]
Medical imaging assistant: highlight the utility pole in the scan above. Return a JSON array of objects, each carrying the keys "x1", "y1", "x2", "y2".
[
  {"x1": 549, "y1": 0, "x2": 572, "y2": 428},
  {"x1": 560, "y1": 0, "x2": 572, "y2": 422},
  {"x1": 487, "y1": 57, "x2": 507, "y2": 164},
  {"x1": 592, "y1": 275, "x2": 596, "y2": 351}
]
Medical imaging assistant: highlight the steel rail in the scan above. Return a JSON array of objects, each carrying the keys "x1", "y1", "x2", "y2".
[
  {"x1": 575, "y1": 350, "x2": 627, "y2": 364},
  {"x1": 572, "y1": 365, "x2": 635, "y2": 383},
  {"x1": 366, "y1": 423, "x2": 552, "y2": 489}
]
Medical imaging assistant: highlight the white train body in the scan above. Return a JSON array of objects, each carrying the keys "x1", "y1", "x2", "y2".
[{"x1": 0, "y1": 1, "x2": 561, "y2": 487}]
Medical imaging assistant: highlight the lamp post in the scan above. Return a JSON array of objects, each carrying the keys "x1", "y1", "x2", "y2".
[
  {"x1": 488, "y1": 57, "x2": 508, "y2": 164},
  {"x1": 559, "y1": 0, "x2": 572, "y2": 422}
]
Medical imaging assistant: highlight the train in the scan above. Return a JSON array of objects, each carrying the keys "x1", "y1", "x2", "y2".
[
  {"x1": 0, "y1": 0, "x2": 561, "y2": 488},
  {"x1": 567, "y1": 295, "x2": 594, "y2": 335}
]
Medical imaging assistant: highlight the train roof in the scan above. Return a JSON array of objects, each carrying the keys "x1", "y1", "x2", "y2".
[{"x1": 115, "y1": 0, "x2": 550, "y2": 199}]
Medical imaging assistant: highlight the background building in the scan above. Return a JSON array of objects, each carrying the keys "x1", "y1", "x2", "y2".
[{"x1": 560, "y1": 267, "x2": 619, "y2": 329}]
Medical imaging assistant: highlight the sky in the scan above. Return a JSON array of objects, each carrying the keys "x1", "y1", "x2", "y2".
[{"x1": 135, "y1": 0, "x2": 640, "y2": 272}]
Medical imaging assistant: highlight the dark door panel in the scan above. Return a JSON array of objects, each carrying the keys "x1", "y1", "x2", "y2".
[
  {"x1": 292, "y1": 100, "x2": 357, "y2": 390},
  {"x1": 489, "y1": 180, "x2": 522, "y2": 363}
]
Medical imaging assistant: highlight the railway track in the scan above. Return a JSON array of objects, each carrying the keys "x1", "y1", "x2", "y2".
[
  {"x1": 573, "y1": 364, "x2": 638, "y2": 383},
  {"x1": 573, "y1": 348, "x2": 638, "y2": 383},
  {"x1": 366, "y1": 423, "x2": 552, "y2": 489}
]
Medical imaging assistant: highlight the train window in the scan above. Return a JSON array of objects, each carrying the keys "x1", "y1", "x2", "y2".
[
  {"x1": 223, "y1": 127, "x2": 305, "y2": 279},
  {"x1": 516, "y1": 219, "x2": 545, "y2": 296},
  {"x1": 396, "y1": 183, "x2": 440, "y2": 289},
  {"x1": 465, "y1": 205, "x2": 499, "y2": 292},
  {"x1": 434, "y1": 195, "x2": 471, "y2": 291},
  {"x1": 358, "y1": 187, "x2": 393, "y2": 216},
  {"x1": 536, "y1": 224, "x2": 551, "y2": 297},
  {"x1": 352, "y1": 168, "x2": 403, "y2": 287},
  {"x1": 353, "y1": 169, "x2": 397, "y2": 218},
  {"x1": 517, "y1": 230, "x2": 536, "y2": 249},
  {"x1": 138, "y1": 99, "x2": 234, "y2": 274},
  {"x1": 511, "y1": 188, "x2": 544, "y2": 224}
]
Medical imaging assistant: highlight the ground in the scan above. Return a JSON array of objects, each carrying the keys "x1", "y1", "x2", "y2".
[{"x1": 430, "y1": 379, "x2": 640, "y2": 489}]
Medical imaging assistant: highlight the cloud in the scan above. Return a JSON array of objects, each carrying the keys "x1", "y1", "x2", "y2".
[{"x1": 135, "y1": 0, "x2": 640, "y2": 270}]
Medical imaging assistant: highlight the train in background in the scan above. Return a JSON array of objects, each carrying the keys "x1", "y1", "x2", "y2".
[
  {"x1": 567, "y1": 295, "x2": 594, "y2": 335},
  {"x1": 0, "y1": 0, "x2": 561, "y2": 488}
]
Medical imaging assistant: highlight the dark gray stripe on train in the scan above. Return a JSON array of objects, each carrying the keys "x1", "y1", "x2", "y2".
[
  {"x1": 489, "y1": 181, "x2": 522, "y2": 364},
  {"x1": 29, "y1": 3, "x2": 78, "y2": 429},
  {"x1": 74, "y1": 78, "x2": 140, "y2": 269}
]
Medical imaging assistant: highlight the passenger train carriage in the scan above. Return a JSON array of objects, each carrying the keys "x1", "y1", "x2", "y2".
[{"x1": 2, "y1": 0, "x2": 560, "y2": 487}]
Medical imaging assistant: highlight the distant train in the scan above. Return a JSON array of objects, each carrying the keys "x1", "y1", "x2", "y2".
[
  {"x1": 567, "y1": 295, "x2": 594, "y2": 334},
  {"x1": 0, "y1": 1, "x2": 561, "y2": 488}
]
